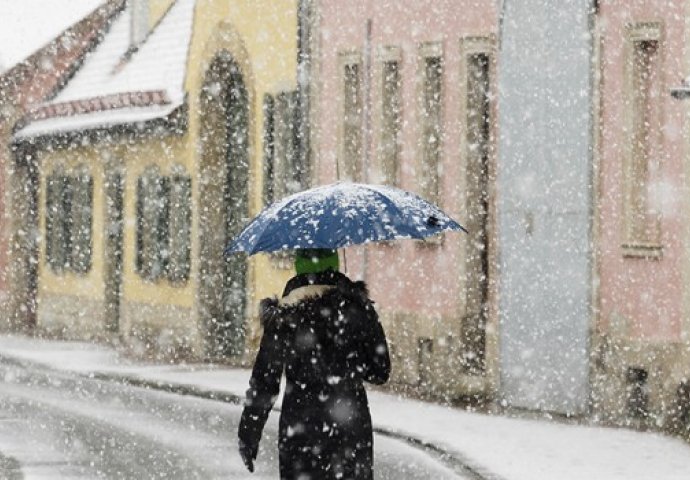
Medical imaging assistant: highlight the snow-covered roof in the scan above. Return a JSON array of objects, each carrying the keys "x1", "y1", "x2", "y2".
[
  {"x1": 15, "y1": 0, "x2": 196, "y2": 140},
  {"x1": 0, "y1": 0, "x2": 104, "y2": 74},
  {"x1": 17, "y1": 103, "x2": 181, "y2": 139}
]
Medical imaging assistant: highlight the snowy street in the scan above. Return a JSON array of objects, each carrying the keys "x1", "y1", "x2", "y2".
[
  {"x1": 1, "y1": 334, "x2": 690, "y2": 480},
  {"x1": 0, "y1": 355, "x2": 466, "y2": 479}
]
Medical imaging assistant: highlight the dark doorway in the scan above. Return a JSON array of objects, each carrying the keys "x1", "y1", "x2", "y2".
[
  {"x1": 199, "y1": 52, "x2": 250, "y2": 359},
  {"x1": 462, "y1": 53, "x2": 491, "y2": 375}
]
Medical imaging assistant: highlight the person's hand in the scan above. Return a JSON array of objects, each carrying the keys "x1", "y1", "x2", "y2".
[{"x1": 239, "y1": 439, "x2": 257, "y2": 473}]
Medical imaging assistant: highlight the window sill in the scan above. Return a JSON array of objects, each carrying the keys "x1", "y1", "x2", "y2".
[
  {"x1": 621, "y1": 243, "x2": 663, "y2": 259},
  {"x1": 415, "y1": 233, "x2": 445, "y2": 248},
  {"x1": 376, "y1": 239, "x2": 401, "y2": 248}
]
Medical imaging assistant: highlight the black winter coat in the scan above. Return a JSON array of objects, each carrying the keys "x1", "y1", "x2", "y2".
[{"x1": 238, "y1": 271, "x2": 391, "y2": 479}]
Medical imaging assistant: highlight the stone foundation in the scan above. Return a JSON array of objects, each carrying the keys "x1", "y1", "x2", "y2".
[
  {"x1": 591, "y1": 332, "x2": 690, "y2": 432},
  {"x1": 121, "y1": 300, "x2": 202, "y2": 361},
  {"x1": 37, "y1": 292, "x2": 107, "y2": 340},
  {"x1": 380, "y1": 311, "x2": 492, "y2": 401}
]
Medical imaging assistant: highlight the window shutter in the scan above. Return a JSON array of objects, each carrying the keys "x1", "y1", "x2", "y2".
[
  {"x1": 289, "y1": 89, "x2": 303, "y2": 193},
  {"x1": 71, "y1": 172, "x2": 93, "y2": 274},
  {"x1": 81, "y1": 175, "x2": 94, "y2": 273},
  {"x1": 273, "y1": 90, "x2": 303, "y2": 198},
  {"x1": 155, "y1": 175, "x2": 171, "y2": 279},
  {"x1": 342, "y1": 62, "x2": 363, "y2": 182},
  {"x1": 381, "y1": 60, "x2": 402, "y2": 186},
  {"x1": 421, "y1": 56, "x2": 442, "y2": 203},
  {"x1": 274, "y1": 92, "x2": 290, "y2": 200},
  {"x1": 262, "y1": 94, "x2": 276, "y2": 206},
  {"x1": 168, "y1": 174, "x2": 191, "y2": 283},
  {"x1": 45, "y1": 174, "x2": 56, "y2": 270},
  {"x1": 135, "y1": 176, "x2": 145, "y2": 274},
  {"x1": 60, "y1": 174, "x2": 74, "y2": 270}
]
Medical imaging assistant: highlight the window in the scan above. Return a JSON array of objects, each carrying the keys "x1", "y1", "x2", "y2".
[
  {"x1": 169, "y1": 170, "x2": 192, "y2": 283},
  {"x1": 60, "y1": 174, "x2": 74, "y2": 270},
  {"x1": 419, "y1": 44, "x2": 443, "y2": 203},
  {"x1": 262, "y1": 94, "x2": 276, "y2": 205},
  {"x1": 624, "y1": 23, "x2": 662, "y2": 256},
  {"x1": 45, "y1": 171, "x2": 61, "y2": 271},
  {"x1": 276, "y1": 90, "x2": 301, "y2": 197},
  {"x1": 136, "y1": 167, "x2": 165, "y2": 280},
  {"x1": 71, "y1": 166, "x2": 93, "y2": 273},
  {"x1": 340, "y1": 52, "x2": 363, "y2": 182},
  {"x1": 154, "y1": 175, "x2": 170, "y2": 279},
  {"x1": 462, "y1": 44, "x2": 493, "y2": 375},
  {"x1": 136, "y1": 166, "x2": 191, "y2": 283},
  {"x1": 44, "y1": 166, "x2": 92, "y2": 274},
  {"x1": 263, "y1": 90, "x2": 305, "y2": 203},
  {"x1": 379, "y1": 49, "x2": 402, "y2": 186},
  {"x1": 135, "y1": 176, "x2": 145, "y2": 274}
]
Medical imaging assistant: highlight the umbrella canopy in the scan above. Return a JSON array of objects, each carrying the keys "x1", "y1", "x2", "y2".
[{"x1": 225, "y1": 182, "x2": 466, "y2": 255}]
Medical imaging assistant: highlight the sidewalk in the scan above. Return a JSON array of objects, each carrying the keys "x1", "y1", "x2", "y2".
[{"x1": 1, "y1": 333, "x2": 689, "y2": 480}]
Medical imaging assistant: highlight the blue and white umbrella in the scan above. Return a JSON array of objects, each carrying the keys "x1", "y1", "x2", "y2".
[{"x1": 225, "y1": 182, "x2": 466, "y2": 255}]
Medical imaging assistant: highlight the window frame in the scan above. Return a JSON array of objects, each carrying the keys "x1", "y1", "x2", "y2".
[
  {"x1": 376, "y1": 45, "x2": 403, "y2": 187},
  {"x1": 262, "y1": 93, "x2": 276, "y2": 206},
  {"x1": 621, "y1": 21, "x2": 663, "y2": 258},
  {"x1": 168, "y1": 166, "x2": 192, "y2": 284},
  {"x1": 417, "y1": 42, "x2": 444, "y2": 206},
  {"x1": 70, "y1": 165, "x2": 93, "y2": 274},
  {"x1": 458, "y1": 35, "x2": 497, "y2": 376},
  {"x1": 338, "y1": 50, "x2": 364, "y2": 183}
]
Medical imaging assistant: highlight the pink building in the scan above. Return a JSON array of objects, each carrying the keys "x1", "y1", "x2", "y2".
[
  {"x1": 594, "y1": 0, "x2": 690, "y2": 428},
  {"x1": 309, "y1": 0, "x2": 499, "y2": 399}
]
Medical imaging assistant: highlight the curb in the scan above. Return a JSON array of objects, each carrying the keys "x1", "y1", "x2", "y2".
[
  {"x1": 93, "y1": 370, "x2": 505, "y2": 480},
  {"x1": 1, "y1": 353, "x2": 502, "y2": 480}
]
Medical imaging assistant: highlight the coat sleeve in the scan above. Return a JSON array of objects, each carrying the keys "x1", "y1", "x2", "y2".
[
  {"x1": 238, "y1": 311, "x2": 285, "y2": 452},
  {"x1": 352, "y1": 300, "x2": 391, "y2": 385}
]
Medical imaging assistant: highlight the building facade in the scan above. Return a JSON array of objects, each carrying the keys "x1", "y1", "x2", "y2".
[
  {"x1": 309, "y1": 0, "x2": 499, "y2": 400},
  {"x1": 9, "y1": 0, "x2": 690, "y2": 436},
  {"x1": 13, "y1": 0, "x2": 301, "y2": 360},
  {"x1": 592, "y1": 0, "x2": 690, "y2": 430},
  {"x1": 1, "y1": 0, "x2": 124, "y2": 330}
]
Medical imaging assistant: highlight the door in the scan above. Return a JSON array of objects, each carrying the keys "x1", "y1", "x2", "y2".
[{"x1": 496, "y1": 0, "x2": 592, "y2": 414}]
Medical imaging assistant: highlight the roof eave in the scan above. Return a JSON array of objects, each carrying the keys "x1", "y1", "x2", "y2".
[{"x1": 12, "y1": 98, "x2": 188, "y2": 152}]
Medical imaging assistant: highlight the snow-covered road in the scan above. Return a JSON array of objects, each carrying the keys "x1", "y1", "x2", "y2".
[{"x1": 0, "y1": 357, "x2": 468, "y2": 479}]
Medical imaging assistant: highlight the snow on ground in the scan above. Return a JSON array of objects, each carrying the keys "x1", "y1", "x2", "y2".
[
  {"x1": 0, "y1": 418, "x2": 91, "y2": 480},
  {"x1": 1, "y1": 333, "x2": 689, "y2": 480},
  {"x1": 0, "y1": 0, "x2": 103, "y2": 73},
  {"x1": 367, "y1": 392, "x2": 690, "y2": 480}
]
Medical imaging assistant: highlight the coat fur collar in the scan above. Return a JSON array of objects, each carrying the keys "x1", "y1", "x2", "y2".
[
  {"x1": 259, "y1": 272, "x2": 370, "y2": 326},
  {"x1": 279, "y1": 284, "x2": 334, "y2": 307}
]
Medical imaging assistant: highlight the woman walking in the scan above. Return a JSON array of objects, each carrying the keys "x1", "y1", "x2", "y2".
[{"x1": 238, "y1": 248, "x2": 391, "y2": 479}]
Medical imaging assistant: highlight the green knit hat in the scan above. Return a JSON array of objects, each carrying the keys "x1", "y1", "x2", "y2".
[{"x1": 294, "y1": 248, "x2": 339, "y2": 275}]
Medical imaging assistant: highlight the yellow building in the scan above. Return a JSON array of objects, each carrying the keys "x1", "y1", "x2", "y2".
[{"x1": 13, "y1": 0, "x2": 303, "y2": 360}]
